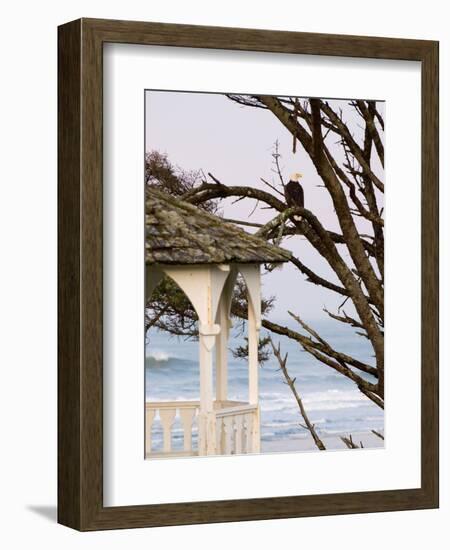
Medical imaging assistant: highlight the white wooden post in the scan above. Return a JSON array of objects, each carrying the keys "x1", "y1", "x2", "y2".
[
  {"x1": 247, "y1": 301, "x2": 261, "y2": 453},
  {"x1": 215, "y1": 298, "x2": 229, "y2": 404},
  {"x1": 162, "y1": 265, "x2": 229, "y2": 455},
  {"x1": 248, "y1": 299, "x2": 259, "y2": 405},
  {"x1": 238, "y1": 264, "x2": 261, "y2": 453},
  {"x1": 215, "y1": 268, "x2": 237, "y2": 404},
  {"x1": 239, "y1": 265, "x2": 261, "y2": 403},
  {"x1": 198, "y1": 330, "x2": 218, "y2": 455}
]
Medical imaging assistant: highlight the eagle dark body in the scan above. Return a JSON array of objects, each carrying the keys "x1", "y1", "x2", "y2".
[{"x1": 285, "y1": 180, "x2": 304, "y2": 209}]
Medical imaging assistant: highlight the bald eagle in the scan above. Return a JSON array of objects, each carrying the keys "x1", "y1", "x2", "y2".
[{"x1": 285, "y1": 172, "x2": 304, "y2": 209}]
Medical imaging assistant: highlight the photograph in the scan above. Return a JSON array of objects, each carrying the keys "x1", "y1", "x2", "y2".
[{"x1": 144, "y1": 91, "x2": 385, "y2": 458}]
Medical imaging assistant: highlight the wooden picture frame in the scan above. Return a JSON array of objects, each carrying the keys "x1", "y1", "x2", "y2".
[{"x1": 58, "y1": 17, "x2": 439, "y2": 531}]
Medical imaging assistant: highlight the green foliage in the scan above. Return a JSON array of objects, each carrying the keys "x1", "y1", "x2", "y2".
[
  {"x1": 231, "y1": 335, "x2": 272, "y2": 365},
  {"x1": 145, "y1": 150, "x2": 217, "y2": 213},
  {"x1": 146, "y1": 276, "x2": 198, "y2": 338}
]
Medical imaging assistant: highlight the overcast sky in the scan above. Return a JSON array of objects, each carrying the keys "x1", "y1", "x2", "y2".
[{"x1": 145, "y1": 91, "x2": 384, "y2": 321}]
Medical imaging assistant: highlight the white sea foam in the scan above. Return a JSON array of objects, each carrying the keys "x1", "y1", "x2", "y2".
[
  {"x1": 147, "y1": 350, "x2": 171, "y2": 362},
  {"x1": 260, "y1": 389, "x2": 369, "y2": 413},
  {"x1": 264, "y1": 421, "x2": 301, "y2": 428},
  {"x1": 303, "y1": 389, "x2": 366, "y2": 407}
]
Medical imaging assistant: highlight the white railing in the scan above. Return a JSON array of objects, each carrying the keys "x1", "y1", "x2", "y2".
[
  {"x1": 216, "y1": 403, "x2": 259, "y2": 455},
  {"x1": 146, "y1": 401, "x2": 199, "y2": 456},
  {"x1": 146, "y1": 400, "x2": 259, "y2": 457}
]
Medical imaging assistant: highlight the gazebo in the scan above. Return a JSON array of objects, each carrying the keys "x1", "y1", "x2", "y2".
[{"x1": 145, "y1": 188, "x2": 291, "y2": 458}]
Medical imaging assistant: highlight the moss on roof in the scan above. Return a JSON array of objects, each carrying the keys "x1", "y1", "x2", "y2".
[{"x1": 146, "y1": 188, "x2": 291, "y2": 265}]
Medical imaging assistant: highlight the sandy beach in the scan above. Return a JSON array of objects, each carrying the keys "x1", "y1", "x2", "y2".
[{"x1": 261, "y1": 430, "x2": 384, "y2": 454}]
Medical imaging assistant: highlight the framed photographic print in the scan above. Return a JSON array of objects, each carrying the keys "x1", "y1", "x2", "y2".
[{"x1": 58, "y1": 18, "x2": 439, "y2": 530}]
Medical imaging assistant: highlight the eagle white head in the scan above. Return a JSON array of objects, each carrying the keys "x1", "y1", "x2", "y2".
[{"x1": 289, "y1": 172, "x2": 303, "y2": 182}]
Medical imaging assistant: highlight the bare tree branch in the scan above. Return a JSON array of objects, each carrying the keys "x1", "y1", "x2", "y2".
[
  {"x1": 340, "y1": 435, "x2": 363, "y2": 449},
  {"x1": 371, "y1": 429, "x2": 385, "y2": 440},
  {"x1": 270, "y1": 338, "x2": 326, "y2": 451}
]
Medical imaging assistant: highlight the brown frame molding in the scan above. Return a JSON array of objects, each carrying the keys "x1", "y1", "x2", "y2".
[{"x1": 58, "y1": 18, "x2": 439, "y2": 531}]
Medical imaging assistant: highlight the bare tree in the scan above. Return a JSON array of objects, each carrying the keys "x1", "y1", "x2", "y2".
[
  {"x1": 179, "y1": 96, "x2": 384, "y2": 409},
  {"x1": 150, "y1": 95, "x2": 384, "y2": 414}
]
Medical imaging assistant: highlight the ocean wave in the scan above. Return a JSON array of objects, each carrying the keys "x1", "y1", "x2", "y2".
[
  {"x1": 145, "y1": 350, "x2": 196, "y2": 367},
  {"x1": 259, "y1": 389, "x2": 369, "y2": 413},
  {"x1": 300, "y1": 390, "x2": 368, "y2": 412},
  {"x1": 263, "y1": 418, "x2": 327, "y2": 429},
  {"x1": 261, "y1": 418, "x2": 301, "y2": 431},
  {"x1": 147, "y1": 350, "x2": 172, "y2": 362},
  {"x1": 259, "y1": 391, "x2": 287, "y2": 400}
]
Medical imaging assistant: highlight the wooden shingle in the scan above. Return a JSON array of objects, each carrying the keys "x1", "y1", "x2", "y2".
[{"x1": 146, "y1": 188, "x2": 291, "y2": 265}]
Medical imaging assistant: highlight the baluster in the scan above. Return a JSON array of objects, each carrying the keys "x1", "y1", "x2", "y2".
[
  {"x1": 145, "y1": 408, "x2": 156, "y2": 456},
  {"x1": 245, "y1": 413, "x2": 253, "y2": 453},
  {"x1": 224, "y1": 416, "x2": 234, "y2": 454},
  {"x1": 180, "y1": 408, "x2": 196, "y2": 453},
  {"x1": 159, "y1": 408, "x2": 176, "y2": 453},
  {"x1": 192, "y1": 406, "x2": 199, "y2": 451},
  {"x1": 251, "y1": 405, "x2": 261, "y2": 454},
  {"x1": 235, "y1": 415, "x2": 243, "y2": 455},
  {"x1": 216, "y1": 417, "x2": 223, "y2": 454}
]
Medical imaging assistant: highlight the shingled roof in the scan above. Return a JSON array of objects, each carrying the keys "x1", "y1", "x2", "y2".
[{"x1": 146, "y1": 188, "x2": 291, "y2": 265}]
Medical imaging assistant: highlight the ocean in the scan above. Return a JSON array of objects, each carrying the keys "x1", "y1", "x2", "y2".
[{"x1": 145, "y1": 319, "x2": 384, "y2": 452}]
